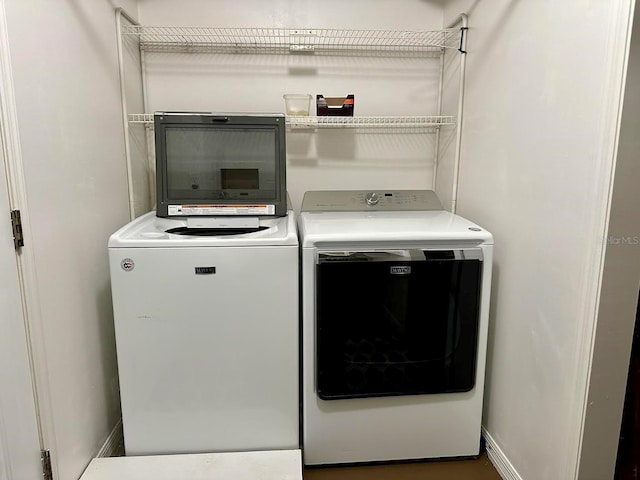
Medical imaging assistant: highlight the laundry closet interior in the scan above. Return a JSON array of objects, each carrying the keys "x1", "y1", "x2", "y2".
[
  {"x1": 3, "y1": 1, "x2": 638, "y2": 480},
  {"x1": 112, "y1": 1, "x2": 640, "y2": 477}
]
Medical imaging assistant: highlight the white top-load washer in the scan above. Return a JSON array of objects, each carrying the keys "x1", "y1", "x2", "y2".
[
  {"x1": 108, "y1": 211, "x2": 299, "y2": 456},
  {"x1": 298, "y1": 190, "x2": 493, "y2": 466}
]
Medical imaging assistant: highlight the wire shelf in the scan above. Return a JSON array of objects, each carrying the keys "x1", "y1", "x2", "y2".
[
  {"x1": 287, "y1": 115, "x2": 455, "y2": 129},
  {"x1": 122, "y1": 26, "x2": 461, "y2": 56},
  {"x1": 128, "y1": 114, "x2": 455, "y2": 130},
  {"x1": 128, "y1": 113, "x2": 154, "y2": 124}
]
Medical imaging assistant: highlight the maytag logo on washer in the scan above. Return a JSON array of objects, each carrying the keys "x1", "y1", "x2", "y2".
[
  {"x1": 121, "y1": 258, "x2": 135, "y2": 272},
  {"x1": 390, "y1": 266, "x2": 411, "y2": 275},
  {"x1": 195, "y1": 266, "x2": 216, "y2": 275}
]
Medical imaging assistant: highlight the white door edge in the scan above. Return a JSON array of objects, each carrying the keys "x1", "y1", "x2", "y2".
[
  {"x1": 0, "y1": 0, "x2": 54, "y2": 478},
  {"x1": 569, "y1": 1, "x2": 637, "y2": 479},
  {"x1": 0, "y1": 2, "x2": 42, "y2": 473}
]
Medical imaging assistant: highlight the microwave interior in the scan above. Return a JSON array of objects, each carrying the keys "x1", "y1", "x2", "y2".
[{"x1": 155, "y1": 113, "x2": 287, "y2": 217}]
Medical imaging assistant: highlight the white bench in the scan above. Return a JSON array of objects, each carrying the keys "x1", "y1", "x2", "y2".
[{"x1": 80, "y1": 450, "x2": 302, "y2": 480}]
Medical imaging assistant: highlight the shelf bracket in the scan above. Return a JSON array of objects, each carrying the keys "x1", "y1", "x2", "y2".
[
  {"x1": 458, "y1": 27, "x2": 468, "y2": 54},
  {"x1": 290, "y1": 45, "x2": 315, "y2": 54}
]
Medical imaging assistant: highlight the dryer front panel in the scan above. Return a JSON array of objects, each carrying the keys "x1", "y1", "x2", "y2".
[{"x1": 316, "y1": 248, "x2": 482, "y2": 400}]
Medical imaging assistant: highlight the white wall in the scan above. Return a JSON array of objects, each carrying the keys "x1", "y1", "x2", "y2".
[
  {"x1": 442, "y1": 1, "x2": 633, "y2": 479},
  {"x1": 577, "y1": 3, "x2": 640, "y2": 478},
  {"x1": 136, "y1": 0, "x2": 448, "y2": 211},
  {"x1": 3, "y1": 0, "x2": 137, "y2": 479}
]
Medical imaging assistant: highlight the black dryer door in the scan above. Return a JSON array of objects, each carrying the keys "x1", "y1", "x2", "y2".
[{"x1": 316, "y1": 249, "x2": 482, "y2": 400}]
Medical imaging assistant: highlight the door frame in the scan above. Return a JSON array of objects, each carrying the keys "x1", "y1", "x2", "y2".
[{"x1": 0, "y1": 0, "x2": 45, "y2": 478}]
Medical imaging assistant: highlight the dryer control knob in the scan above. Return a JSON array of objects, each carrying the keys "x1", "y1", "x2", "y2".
[{"x1": 365, "y1": 192, "x2": 379, "y2": 206}]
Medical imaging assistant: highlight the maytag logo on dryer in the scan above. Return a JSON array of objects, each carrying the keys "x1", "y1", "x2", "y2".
[{"x1": 390, "y1": 266, "x2": 411, "y2": 275}]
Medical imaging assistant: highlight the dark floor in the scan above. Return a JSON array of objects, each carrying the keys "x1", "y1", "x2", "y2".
[
  {"x1": 303, "y1": 454, "x2": 501, "y2": 480},
  {"x1": 111, "y1": 430, "x2": 502, "y2": 479}
]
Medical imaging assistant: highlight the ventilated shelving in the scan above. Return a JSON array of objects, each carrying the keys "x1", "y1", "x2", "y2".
[
  {"x1": 121, "y1": 25, "x2": 462, "y2": 56},
  {"x1": 128, "y1": 113, "x2": 456, "y2": 130},
  {"x1": 116, "y1": 8, "x2": 469, "y2": 217},
  {"x1": 119, "y1": 22, "x2": 465, "y2": 130}
]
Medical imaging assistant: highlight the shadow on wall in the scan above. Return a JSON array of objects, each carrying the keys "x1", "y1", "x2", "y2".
[
  {"x1": 615, "y1": 291, "x2": 640, "y2": 479},
  {"x1": 67, "y1": 0, "x2": 125, "y2": 76},
  {"x1": 96, "y1": 281, "x2": 122, "y2": 422},
  {"x1": 286, "y1": 130, "x2": 437, "y2": 168},
  {"x1": 481, "y1": 261, "x2": 500, "y2": 419}
]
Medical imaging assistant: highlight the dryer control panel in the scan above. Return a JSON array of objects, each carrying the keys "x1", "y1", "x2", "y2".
[{"x1": 300, "y1": 190, "x2": 443, "y2": 212}]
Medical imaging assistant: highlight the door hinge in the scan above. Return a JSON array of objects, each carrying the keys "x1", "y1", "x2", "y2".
[
  {"x1": 10, "y1": 209, "x2": 24, "y2": 248},
  {"x1": 41, "y1": 449, "x2": 53, "y2": 480}
]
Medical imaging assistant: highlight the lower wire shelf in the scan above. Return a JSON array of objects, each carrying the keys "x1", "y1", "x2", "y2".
[{"x1": 128, "y1": 113, "x2": 455, "y2": 130}]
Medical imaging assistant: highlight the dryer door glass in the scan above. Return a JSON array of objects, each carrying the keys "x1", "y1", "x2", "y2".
[{"x1": 316, "y1": 249, "x2": 482, "y2": 400}]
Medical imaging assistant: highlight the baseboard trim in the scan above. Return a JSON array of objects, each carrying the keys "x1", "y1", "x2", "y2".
[
  {"x1": 482, "y1": 428, "x2": 523, "y2": 480},
  {"x1": 97, "y1": 420, "x2": 123, "y2": 458}
]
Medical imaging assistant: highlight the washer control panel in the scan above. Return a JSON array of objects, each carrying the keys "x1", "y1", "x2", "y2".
[{"x1": 301, "y1": 190, "x2": 444, "y2": 212}]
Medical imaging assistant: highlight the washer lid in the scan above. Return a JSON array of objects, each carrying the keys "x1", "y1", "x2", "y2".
[
  {"x1": 108, "y1": 211, "x2": 298, "y2": 248},
  {"x1": 297, "y1": 210, "x2": 493, "y2": 247}
]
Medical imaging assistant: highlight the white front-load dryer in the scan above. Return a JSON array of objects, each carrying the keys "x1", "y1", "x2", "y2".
[
  {"x1": 108, "y1": 211, "x2": 299, "y2": 456},
  {"x1": 298, "y1": 190, "x2": 493, "y2": 466}
]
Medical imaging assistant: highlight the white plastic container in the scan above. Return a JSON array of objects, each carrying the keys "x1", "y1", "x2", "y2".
[{"x1": 283, "y1": 94, "x2": 312, "y2": 116}]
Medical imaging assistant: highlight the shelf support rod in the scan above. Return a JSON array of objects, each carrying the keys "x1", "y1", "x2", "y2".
[
  {"x1": 116, "y1": 7, "x2": 139, "y2": 220},
  {"x1": 446, "y1": 13, "x2": 468, "y2": 213},
  {"x1": 432, "y1": 42, "x2": 446, "y2": 191}
]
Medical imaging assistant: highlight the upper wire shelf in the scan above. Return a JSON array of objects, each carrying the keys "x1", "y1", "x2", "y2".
[
  {"x1": 128, "y1": 113, "x2": 455, "y2": 129},
  {"x1": 121, "y1": 25, "x2": 462, "y2": 57}
]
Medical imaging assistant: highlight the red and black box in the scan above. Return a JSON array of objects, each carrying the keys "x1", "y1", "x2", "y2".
[{"x1": 316, "y1": 94, "x2": 355, "y2": 116}]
